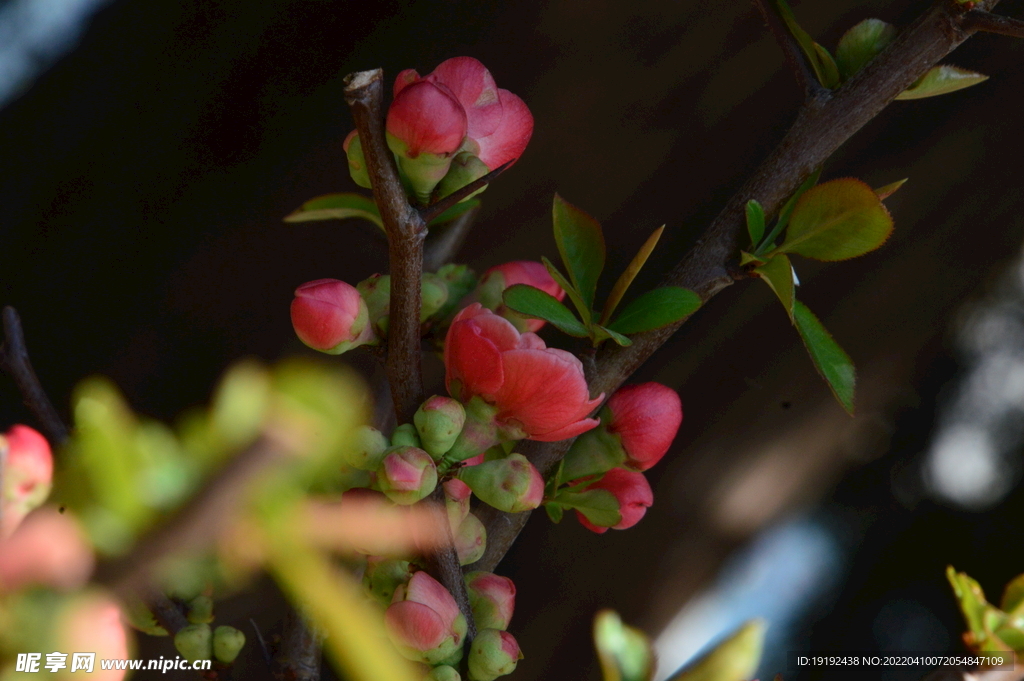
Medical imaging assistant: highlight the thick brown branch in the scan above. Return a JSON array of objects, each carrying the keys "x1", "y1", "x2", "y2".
[
  {"x1": 0, "y1": 306, "x2": 69, "y2": 445},
  {"x1": 344, "y1": 70, "x2": 427, "y2": 423},
  {"x1": 473, "y1": 0, "x2": 1002, "y2": 574},
  {"x1": 753, "y1": 0, "x2": 830, "y2": 99},
  {"x1": 962, "y1": 9, "x2": 1024, "y2": 38}
]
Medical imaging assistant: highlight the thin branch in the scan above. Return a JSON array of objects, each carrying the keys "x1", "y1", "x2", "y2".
[
  {"x1": 273, "y1": 610, "x2": 323, "y2": 681},
  {"x1": 423, "y1": 486, "x2": 477, "y2": 641},
  {"x1": 473, "y1": 0, "x2": 1002, "y2": 574},
  {"x1": 424, "y1": 205, "x2": 481, "y2": 272},
  {"x1": 344, "y1": 69, "x2": 427, "y2": 423},
  {"x1": 418, "y1": 161, "x2": 514, "y2": 225},
  {"x1": 962, "y1": 9, "x2": 1024, "y2": 38},
  {"x1": 753, "y1": 0, "x2": 829, "y2": 100},
  {"x1": 0, "y1": 306, "x2": 69, "y2": 445}
]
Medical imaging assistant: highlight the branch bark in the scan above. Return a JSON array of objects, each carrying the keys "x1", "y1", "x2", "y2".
[
  {"x1": 962, "y1": 9, "x2": 1024, "y2": 38},
  {"x1": 471, "y1": 0, "x2": 1004, "y2": 574}
]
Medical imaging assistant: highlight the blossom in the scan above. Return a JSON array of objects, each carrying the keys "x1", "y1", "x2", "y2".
[
  {"x1": 444, "y1": 304, "x2": 602, "y2": 442},
  {"x1": 605, "y1": 383, "x2": 683, "y2": 471},
  {"x1": 574, "y1": 468, "x2": 653, "y2": 534}
]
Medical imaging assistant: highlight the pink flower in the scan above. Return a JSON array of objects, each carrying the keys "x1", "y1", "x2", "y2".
[
  {"x1": 478, "y1": 261, "x2": 566, "y2": 332},
  {"x1": 605, "y1": 383, "x2": 683, "y2": 471},
  {"x1": 1, "y1": 424, "x2": 53, "y2": 537},
  {"x1": 290, "y1": 278, "x2": 374, "y2": 354},
  {"x1": 575, "y1": 469, "x2": 653, "y2": 534},
  {"x1": 394, "y1": 57, "x2": 533, "y2": 170},
  {"x1": 387, "y1": 80, "x2": 468, "y2": 158},
  {"x1": 385, "y1": 571, "x2": 467, "y2": 664},
  {"x1": 0, "y1": 507, "x2": 94, "y2": 592},
  {"x1": 444, "y1": 304, "x2": 602, "y2": 442}
]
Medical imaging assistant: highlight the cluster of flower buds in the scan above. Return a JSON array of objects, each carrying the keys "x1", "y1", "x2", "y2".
[{"x1": 346, "y1": 57, "x2": 534, "y2": 204}]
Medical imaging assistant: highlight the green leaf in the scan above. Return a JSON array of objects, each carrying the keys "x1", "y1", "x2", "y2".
[
  {"x1": 544, "y1": 502, "x2": 565, "y2": 523},
  {"x1": 754, "y1": 254, "x2": 795, "y2": 322},
  {"x1": 596, "y1": 325, "x2": 633, "y2": 347},
  {"x1": 593, "y1": 611, "x2": 654, "y2": 681},
  {"x1": 667, "y1": 620, "x2": 766, "y2": 681},
  {"x1": 608, "y1": 287, "x2": 702, "y2": 336},
  {"x1": 1001, "y1": 574, "x2": 1024, "y2": 616},
  {"x1": 542, "y1": 256, "x2": 592, "y2": 326},
  {"x1": 835, "y1": 19, "x2": 897, "y2": 81},
  {"x1": 601, "y1": 226, "x2": 664, "y2": 325},
  {"x1": 896, "y1": 65, "x2": 988, "y2": 100},
  {"x1": 874, "y1": 178, "x2": 908, "y2": 200},
  {"x1": 792, "y1": 300, "x2": 856, "y2": 414},
  {"x1": 768, "y1": 0, "x2": 837, "y2": 88},
  {"x1": 503, "y1": 284, "x2": 589, "y2": 337},
  {"x1": 556, "y1": 488, "x2": 621, "y2": 528},
  {"x1": 777, "y1": 178, "x2": 893, "y2": 261},
  {"x1": 813, "y1": 42, "x2": 842, "y2": 89},
  {"x1": 553, "y1": 194, "x2": 606, "y2": 309},
  {"x1": 947, "y1": 566, "x2": 991, "y2": 639},
  {"x1": 755, "y1": 168, "x2": 821, "y2": 255},
  {"x1": 745, "y1": 200, "x2": 765, "y2": 247},
  {"x1": 428, "y1": 199, "x2": 481, "y2": 226},
  {"x1": 739, "y1": 251, "x2": 766, "y2": 267},
  {"x1": 284, "y1": 193, "x2": 383, "y2": 230}
]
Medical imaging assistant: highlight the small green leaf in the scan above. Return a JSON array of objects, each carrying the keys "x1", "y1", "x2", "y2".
[
  {"x1": 835, "y1": 19, "x2": 897, "y2": 81},
  {"x1": 756, "y1": 168, "x2": 821, "y2": 255},
  {"x1": 542, "y1": 256, "x2": 592, "y2": 325},
  {"x1": 792, "y1": 300, "x2": 856, "y2": 414},
  {"x1": 813, "y1": 42, "x2": 842, "y2": 89},
  {"x1": 777, "y1": 178, "x2": 893, "y2": 261},
  {"x1": 607, "y1": 287, "x2": 702, "y2": 336},
  {"x1": 553, "y1": 194, "x2": 606, "y2": 310},
  {"x1": 594, "y1": 325, "x2": 633, "y2": 347},
  {"x1": 601, "y1": 226, "x2": 665, "y2": 325},
  {"x1": 428, "y1": 199, "x2": 481, "y2": 226},
  {"x1": 1001, "y1": 573, "x2": 1024, "y2": 616},
  {"x1": 544, "y1": 502, "x2": 564, "y2": 523},
  {"x1": 556, "y1": 488, "x2": 621, "y2": 528},
  {"x1": 874, "y1": 178, "x2": 908, "y2": 200},
  {"x1": 754, "y1": 254, "x2": 795, "y2": 322},
  {"x1": 769, "y1": 0, "x2": 837, "y2": 88},
  {"x1": 503, "y1": 284, "x2": 589, "y2": 337},
  {"x1": 745, "y1": 200, "x2": 765, "y2": 247},
  {"x1": 667, "y1": 620, "x2": 766, "y2": 681},
  {"x1": 593, "y1": 611, "x2": 654, "y2": 681},
  {"x1": 896, "y1": 65, "x2": 988, "y2": 100},
  {"x1": 947, "y1": 566, "x2": 991, "y2": 639},
  {"x1": 284, "y1": 193, "x2": 383, "y2": 230},
  {"x1": 739, "y1": 251, "x2": 766, "y2": 267}
]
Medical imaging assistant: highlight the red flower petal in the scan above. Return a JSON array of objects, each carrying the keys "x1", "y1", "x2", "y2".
[
  {"x1": 427, "y1": 57, "x2": 503, "y2": 139},
  {"x1": 473, "y1": 89, "x2": 533, "y2": 169}
]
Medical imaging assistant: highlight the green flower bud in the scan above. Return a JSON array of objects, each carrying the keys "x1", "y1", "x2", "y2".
[
  {"x1": 421, "y1": 273, "x2": 450, "y2": 321},
  {"x1": 363, "y1": 558, "x2": 413, "y2": 606},
  {"x1": 434, "y1": 264, "x2": 478, "y2": 321},
  {"x1": 175, "y1": 623, "x2": 213, "y2": 662},
  {"x1": 378, "y1": 447, "x2": 438, "y2": 505},
  {"x1": 437, "y1": 152, "x2": 490, "y2": 201},
  {"x1": 415, "y1": 396, "x2": 467, "y2": 458},
  {"x1": 186, "y1": 595, "x2": 214, "y2": 624},
  {"x1": 458, "y1": 454, "x2": 544, "y2": 513},
  {"x1": 426, "y1": 665, "x2": 462, "y2": 681},
  {"x1": 454, "y1": 512, "x2": 487, "y2": 566},
  {"x1": 357, "y1": 274, "x2": 392, "y2": 336},
  {"x1": 391, "y1": 423, "x2": 421, "y2": 449},
  {"x1": 344, "y1": 131, "x2": 372, "y2": 189},
  {"x1": 213, "y1": 625, "x2": 246, "y2": 664},
  {"x1": 344, "y1": 425, "x2": 390, "y2": 471},
  {"x1": 468, "y1": 629, "x2": 521, "y2": 681}
]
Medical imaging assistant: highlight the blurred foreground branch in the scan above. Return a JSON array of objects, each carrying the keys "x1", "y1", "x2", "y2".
[{"x1": 0, "y1": 306, "x2": 69, "y2": 445}]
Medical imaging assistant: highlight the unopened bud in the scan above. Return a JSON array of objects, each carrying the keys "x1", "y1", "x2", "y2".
[
  {"x1": 363, "y1": 557, "x2": 413, "y2": 606},
  {"x1": 421, "y1": 273, "x2": 450, "y2": 321},
  {"x1": 378, "y1": 447, "x2": 438, "y2": 505},
  {"x1": 415, "y1": 396, "x2": 467, "y2": 458},
  {"x1": 291, "y1": 279, "x2": 375, "y2": 354},
  {"x1": 1, "y1": 425, "x2": 53, "y2": 537},
  {"x1": 465, "y1": 572, "x2": 515, "y2": 631},
  {"x1": 386, "y1": 572, "x2": 468, "y2": 665},
  {"x1": 357, "y1": 274, "x2": 392, "y2": 336},
  {"x1": 175, "y1": 623, "x2": 213, "y2": 662},
  {"x1": 444, "y1": 478, "x2": 472, "y2": 528},
  {"x1": 391, "y1": 423, "x2": 422, "y2": 448},
  {"x1": 213, "y1": 625, "x2": 246, "y2": 664},
  {"x1": 344, "y1": 130, "x2": 372, "y2": 189},
  {"x1": 345, "y1": 425, "x2": 390, "y2": 471},
  {"x1": 434, "y1": 264, "x2": 478, "y2": 321},
  {"x1": 468, "y1": 629, "x2": 521, "y2": 681},
  {"x1": 437, "y1": 152, "x2": 490, "y2": 200},
  {"x1": 458, "y1": 453, "x2": 543, "y2": 513},
  {"x1": 454, "y1": 512, "x2": 486, "y2": 566},
  {"x1": 186, "y1": 595, "x2": 214, "y2": 624},
  {"x1": 427, "y1": 665, "x2": 462, "y2": 681}
]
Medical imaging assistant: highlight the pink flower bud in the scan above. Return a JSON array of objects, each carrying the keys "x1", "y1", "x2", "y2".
[
  {"x1": 453, "y1": 511, "x2": 486, "y2": 566},
  {"x1": 464, "y1": 571, "x2": 516, "y2": 631},
  {"x1": 444, "y1": 304, "x2": 602, "y2": 442},
  {"x1": 444, "y1": 478, "x2": 473, "y2": 528},
  {"x1": 574, "y1": 469, "x2": 653, "y2": 534},
  {"x1": 605, "y1": 383, "x2": 682, "y2": 471},
  {"x1": 290, "y1": 279, "x2": 374, "y2": 354},
  {"x1": 385, "y1": 571, "x2": 468, "y2": 665},
  {"x1": 57, "y1": 592, "x2": 132, "y2": 680},
  {"x1": 377, "y1": 447, "x2": 438, "y2": 505},
  {"x1": 1, "y1": 425, "x2": 53, "y2": 537},
  {"x1": 468, "y1": 629, "x2": 521, "y2": 681},
  {"x1": 458, "y1": 453, "x2": 544, "y2": 513},
  {"x1": 0, "y1": 507, "x2": 94, "y2": 592},
  {"x1": 387, "y1": 80, "x2": 468, "y2": 158},
  {"x1": 476, "y1": 261, "x2": 566, "y2": 332},
  {"x1": 415, "y1": 396, "x2": 467, "y2": 458}
]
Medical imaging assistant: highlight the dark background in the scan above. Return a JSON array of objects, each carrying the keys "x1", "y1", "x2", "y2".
[{"x1": 3, "y1": 0, "x2": 1024, "y2": 679}]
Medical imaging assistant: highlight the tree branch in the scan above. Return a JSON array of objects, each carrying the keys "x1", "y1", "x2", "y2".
[
  {"x1": 753, "y1": 0, "x2": 830, "y2": 99},
  {"x1": 472, "y1": 0, "x2": 1003, "y2": 574},
  {"x1": 418, "y1": 161, "x2": 513, "y2": 225},
  {"x1": 344, "y1": 69, "x2": 427, "y2": 423},
  {"x1": 0, "y1": 306, "x2": 69, "y2": 445},
  {"x1": 962, "y1": 9, "x2": 1024, "y2": 38},
  {"x1": 273, "y1": 610, "x2": 323, "y2": 681}
]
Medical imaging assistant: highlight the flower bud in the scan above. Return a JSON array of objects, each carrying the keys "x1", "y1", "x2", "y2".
[
  {"x1": 357, "y1": 273, "x2": 392, "y2": 335},
  {"x1": 56, "y1": 592, "x2": 132, "y2": 675},
  {"x1": 364, "y1": 557, "x2": 413, "y2": 606},
  {"x1": 434, "y1": 264, "x2": 478, "y2": 321},
  {"x1": 458, "y1": 453, "x2": 543, "y2": 513},
  {"x1": 465, "y1": 572, "x2": 515, "y2": 631},
  {"x1": 415, "y1": 396, "x2": 467, "y2": 458},
  {"x1": 475, "y1": 261, "x2": 566, "y2": 333},
  {"x1": 186, "y1": 595, "x2": 214, "y2": 624},
  {"x1": 385, "y1": 571, "x2": 468, "y2": 665},
  {"x1": 175, "y1": 623, "x2": 213, "y2": 662},
  {"x1": 291, "y1": 279, "x2": 375, "y2": 354},
  {"x1": 604, "y1": 383, "x2": 682, "y2": 471},
  {"x1": 437, "y1": 152, "x2": 490, "y2": 201},
  {"x1": 0, "y1": 507, "x2": 94, "y2": 592},
  {"x1": 213, "y1": 625, "x2": 246, "y2": 664},
  {"x1": 345, "y1": 425, "x2": 390, "y2": 471},
  {"x1": 427, "y1": 665, "x2": 462, "y2": 681},
  {"x1": 378, "y1": 447, "x2": 438, "y2": 505},
  {"x1": 421, "y1": 273, "x2": 450, "y2": 321},
  {"x1": 1, "y1": 425, "x2": 53, "y2": 537},
  {"x1": 453, "y1": 512, "x2": 486, "y2": 566},
  {"x1": 344, "y1": 130, "x2": 372, "y2": 189},
  {"x1": 443, "y1": 478, "x2": 472, "y2": 528},
  {"x1": 468, "y1": 629, "x2": 521, "y2": 681},
  {"x1": 574, "y1": 468, "x2": 653, "y2": 534},
  {"x1": 392, "y1": 423, "x2": 422, "y2": 449}
]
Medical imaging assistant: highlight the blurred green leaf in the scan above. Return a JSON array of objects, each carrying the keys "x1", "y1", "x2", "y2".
[
  {"x1": 947, "y1": 566, "x2": 991, "y2": 638},
  {"x1": 777, "y1": 178, "x2": 893, "y2": 261},
  {"x1": 754, "y1": 254, "x2": 795, "y2": 322},
  {"x1": 667, "y1": 620, "x2": 766, "y2": 681},
  {"x1": 503, "y1": 284, "x2": 589, "y2": 337},
  {"x1": 746, "y1": 201, "x2": 766, "y2": 248},
  {"x1": 793, "y1": 301, "x2": 856, "y2": 414},
  {"x1": 835, "y1": 19, "x2": 896, "y2": 80},
  {"x1": 284, "y1": 193, "x2": 383, "y2": 229},
  {"x1": 542, "y1": 256, "x2": 592, "y2": 325},
  {"x1": 874, "y1": 178, "x2": 908, "y2": 200},
  {"x1": 607, "y1": 287, "x2": 701, "y2": 336},
  {"x1": 555, "y1": 488, "x2": 621, "y2": 528},
  {"x1": 896, "y1": 65, "x2": 988, "y2": 100},
  {"x1": 813, "y1": 43, "x2": 841, "y2": 89},
  {"x1": 601, "y1": 226, "x2": 665, "y2": 325},
  {"x1": 210, "y1": 360, "x2": 272, "y2": 454},
  {"x1": 594, "y1": 610, "x2": 655, "y2": 681},
  {"x1": 553, "y1": 194, "x2": 606, "y2": 310},
  {"x1": 1001, "y1": 573, "x2": 1024, "y2": 615}
]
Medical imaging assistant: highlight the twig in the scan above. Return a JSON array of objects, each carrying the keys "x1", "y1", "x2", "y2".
[
  {"x1": 273, "y1": 610, "x2": 323, "y2": 681},
  {"x1": 250, "y1": 619, "x2": 273, "y2": 667},
  {"x1": 962, "y1": 9, "x2": 1024, "y2": 38},
  {"x1": 424, "y1": 205, "x2": 481, "y2": 272},
  {"x1": 423, "y1": 486, "x2": 477, "y2": 641},
  {"x1": 418, "y1": 161, "x2": 513, "y2": 225},
  {"x1": 473, "y1": 0, "x2": 1005, "y2": 574},
  {"x1": 344, "y1": 69, "x2": 427, "y2": 423},
  {"x1": 753, "y1": 0, "x2": 830, "y2": 99},
  {"x1": 0, "y1": 306, "x2": 69, "y2": 445}
]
